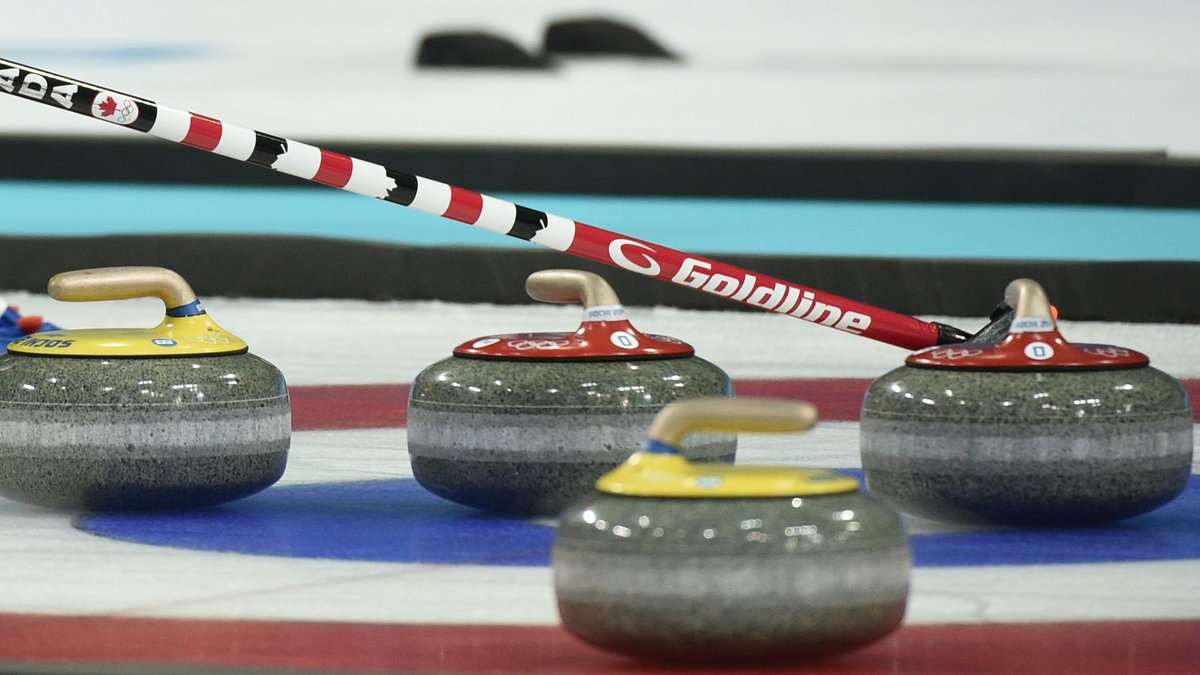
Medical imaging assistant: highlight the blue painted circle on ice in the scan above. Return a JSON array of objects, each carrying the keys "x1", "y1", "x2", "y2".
[{"x1": 76, "y1": 472, "x2": 1200, "y2": 567}]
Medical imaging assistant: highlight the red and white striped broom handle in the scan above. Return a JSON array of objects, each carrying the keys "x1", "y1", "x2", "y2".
[{"x1": 0, "y1": 57, "x2": 963, "y2": 350}]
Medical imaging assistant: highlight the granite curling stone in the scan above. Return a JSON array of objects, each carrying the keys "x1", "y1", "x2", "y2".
[
  {"x1": 0, "y1": 267, "x2": 290, "y2": 511},
  {"x1": 861, "y1": 278, "x2": 1193, "y2": 526},
  {"x1": 554, "y1": 397, "x2": 910, "y2": 663},
  {"x1": 407, "y1": 269, "x2": 734, "y2": 516}
]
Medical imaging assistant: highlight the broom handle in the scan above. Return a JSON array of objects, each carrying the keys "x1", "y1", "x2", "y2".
[{"x1": 0, "y1": 57, "x2": 963, "y2": 350}]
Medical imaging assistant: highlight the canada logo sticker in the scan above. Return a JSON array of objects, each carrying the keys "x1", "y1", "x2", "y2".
[{"x1": 91, "y1": 91, "x2": 138, "y2": 125}]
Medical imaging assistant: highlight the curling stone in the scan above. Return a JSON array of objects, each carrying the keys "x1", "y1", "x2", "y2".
[
  {"x1": 407, "y1": 269, "x2": 734, "y2": 516},
  {"x1": 861, "y1": 278, "x2": 1193, "y2": 526},
  {"x1": 554, "y1": 398, "x2": 910, "y2": 663},
  {"x1": 0, "y1": 267, "x2": 290, "y2": 511}
]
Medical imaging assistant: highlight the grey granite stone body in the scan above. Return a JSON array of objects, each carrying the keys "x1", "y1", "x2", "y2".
[
  {"x1": 0, "y1": 352, "x2": 290, "y2": 510},
  {"x1": 553, "y1": 490, "x2": 909, "y2": 662},
  {"x1": 408, "y1": 355, "x2": 734, "y2": 515},
  {"x1": 860, "y1": 365, "x2": 1193, "y2": 525}
]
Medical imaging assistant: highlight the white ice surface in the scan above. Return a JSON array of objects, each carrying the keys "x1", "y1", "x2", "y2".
[
  {"x1": 1, "y1": 426, "x2": 1196, "y2": 626},
  {"x1": 0, "y1": 295, "x2": 1195, "y2": 627},
  {"x1": 2, "y1": 0, "x2": 1198, "y2": 634},
  {"x1": 1, "y1": 1, "x2": 1198, "y2": 156}
]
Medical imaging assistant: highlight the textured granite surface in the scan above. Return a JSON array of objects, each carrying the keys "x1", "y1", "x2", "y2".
[
  {"x1": 861, "y1": 365, "x2": 1193, "y2": 525},
  {"x1": 408, "y1": 355, "x2": 734, "y2": 514},
  {"x1": 553, "y1": 490, "x2": 909, "y2": 661},
  {"x1": 0, "y1": 352, "x2": 290, "y2": 510}
]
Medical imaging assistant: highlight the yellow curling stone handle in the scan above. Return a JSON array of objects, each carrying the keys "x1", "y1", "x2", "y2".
[
  {"x1": 597, "y1": 397, "x2": 861, "y2": 498},
  {"x1": 526, "y1": 269, "x2": 626, "y2": 321},
  {"x1": 8, "y1": 266, "x2": 248, "y2": 357},
  {"x1": 49, "y1": 265, "x2": 200, "y2": 307}
]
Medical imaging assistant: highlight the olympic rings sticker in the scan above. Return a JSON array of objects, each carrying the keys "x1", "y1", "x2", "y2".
[
  {"x1": 91, "y1": 92, "x2": 139, "y2": 125},
  {"x1": 184, "y1": 334, "x2": 232, "y2": 344},
  {"x1": 506, "y1": 339, "x2": 570, "y2": 351},
  {"x1": 1081, "y1": 345, "x2": 1131, "y2": 358},
  {"x1": 928, "y1": 347, "x2": 985, "y2": 360}
]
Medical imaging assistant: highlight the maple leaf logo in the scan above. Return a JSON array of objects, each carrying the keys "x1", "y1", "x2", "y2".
[{"x1": 97, "y1": 95, "x2": 117, "y2": 117}]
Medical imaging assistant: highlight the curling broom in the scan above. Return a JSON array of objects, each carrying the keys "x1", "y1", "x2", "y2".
[{"x1": 0, "y1": 57, "x2": 994, "y2": 350}]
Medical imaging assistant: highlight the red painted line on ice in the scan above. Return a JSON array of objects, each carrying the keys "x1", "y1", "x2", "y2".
[
  {"x1": 734, "y1": 378, "x2": 873, "y2": 420},
  {"x1": 286, "y1": 379, "x2": 875, "y2": 431},
  {"x1": 0, "y1": 613, "x2": 1196, "y2": 674},
  {"x1": 288, "y1": 379, "x2": 1200, "y2": 430},
  {"x1": 290, "y1": 383, "x2": 410, "y2": 430}
]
